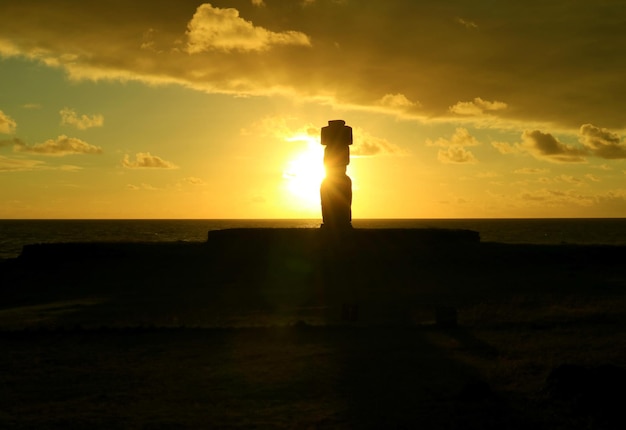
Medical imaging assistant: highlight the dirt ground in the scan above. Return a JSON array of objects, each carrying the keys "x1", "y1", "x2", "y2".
[{"x1": 1, "y1": 230, "x2": 625, "y2": 429}]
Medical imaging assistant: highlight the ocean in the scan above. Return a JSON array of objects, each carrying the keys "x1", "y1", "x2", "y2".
[{"x1": 1, "y1": 218, "x2": 626, "y2": 260}]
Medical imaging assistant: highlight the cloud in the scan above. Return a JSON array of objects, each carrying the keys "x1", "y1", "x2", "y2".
[
  {"x1": 578, "y1": 124, "x2": 626, "y2": 159},
  {"x1": 22, "y1": 103, "x2": 42, "y2": 110},
  {"x1": 0, "y1": 155, "x2": 44, "y2": 171},
  {"x1": 557, "y1": 174, "x2": 583, "y2": 185},
  {"x1": 122, "y1": 152, "x2": 178, "y2": 169},
  {"x1": 427, "y1": 128, "x2": 480, "y2": 147},
  {"x1": 2, "y1": 2, "x2": 626, "y2": 128},
  {"x1": 59, "y1": 164, "x2": 83, "y2": 172},
  {"x1": 14, "y1": 135, "x2": 103, "y2": 156},
  {"x1": 60, "y1": 108, "x2": 104, "y2": 130},
  {"x1": 0, "y1": 110, "x2": 17, "y2": 134},
  {"x1": 428, "y1": 128, "x2": 479, "y2": 163},
  {"x1": 514, "y1": 167, "x2": 549, "y2": 174},
  {"x1": 491, "y1": 141, "x2": 520, "y2": 155},
  {"x1": 186, "y1": 3, "x2": 311, "y2": 53},
  {"x1": 246, "y1": 117, "x2": 405, "y2": 157},
  {"x1": 183, "y1": 176, "x2": 206, "y2": 185},
  {"x1": 518, "y1": 188, "x2": 595, "y2": 207},
  {"x1": 126, "y1": 183, "x2": 159, "y2": 190},
  {"x1": 521, "y1": 130, "x2": 587, "y2": 163},
  {"x1": 245, "y1": 117, "x2": 404, "y2": 157},
  {"x1": 438, "y1": 146, "x2": 477, "y2": 164},
  {"x1": 502, "y1": 188, "x2": 626, "y2": 216},
  {"x1": 251, "y1": 0, "x2": 265, "y2": 6},
  {"x1": 495, "y1": 126, "x2": 626, "y2": 163},
  {"x1": 351, "y1": 127, "x2": 405, "y2": 156},
  {"x1": 377, "y1": 93, "x2": 420, "y2": 110},
  {"x1": 449, "y1": 98, "x2": 508, "y2": 116},
  {"x1": 455, "y1": 18, "x2": 478, "y2": 30},
  {"x1": 0, "y1": 155, "x2": 81, "y2": 172},
  {"x1": 595, "y1": 190, "x2": 626, "y2": 214},
  {"x1": 0, "y1": 138, "x2": 15, "y2": 148}
]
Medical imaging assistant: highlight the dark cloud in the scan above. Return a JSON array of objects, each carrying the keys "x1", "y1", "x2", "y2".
[
  {"x1": 521, "y1": 130, "x2": 587, "y2": 163},
  {"x1": 1, "y1": 1, "x2": 626, "y2": 127},
  {"x1": 0, "y1": 138, "x2": 18, "y2": 148},
  {"x1": 579, "y1": 124, "x2": 626, "y2": 159},
  {"x1": 495, "y1": 125, "x2": 626, "y2": 163}
]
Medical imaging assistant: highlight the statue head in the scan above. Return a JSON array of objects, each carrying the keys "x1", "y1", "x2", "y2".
[{"x1": 321, "y1": 120, "x2": 352, "y2": 172}]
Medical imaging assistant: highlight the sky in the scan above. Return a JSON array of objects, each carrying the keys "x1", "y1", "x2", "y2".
[{"x1": 1, "y1": 0, "x2": 626, "y2": 219}]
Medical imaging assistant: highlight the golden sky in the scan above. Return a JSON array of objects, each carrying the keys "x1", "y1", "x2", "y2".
[{"x1": 1, "y1": 0, "x2": 626, "y2": 218}]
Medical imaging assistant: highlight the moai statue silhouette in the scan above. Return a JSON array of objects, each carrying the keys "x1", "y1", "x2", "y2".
[{"x1": 320, "y1": 120, "x2": 353, "y2": 229}]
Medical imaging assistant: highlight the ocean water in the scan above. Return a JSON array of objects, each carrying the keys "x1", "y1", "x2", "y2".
[{"x1": 1, "y1": 218, "x2": 626, "y2": 260}]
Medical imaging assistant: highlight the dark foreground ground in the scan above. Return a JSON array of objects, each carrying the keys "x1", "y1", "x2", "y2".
[{"x1": 1, "y1": 228, "x2": 625, "y2": 429}]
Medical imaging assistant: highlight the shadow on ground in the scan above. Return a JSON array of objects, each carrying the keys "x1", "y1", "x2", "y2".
[{"x1": 1, "y1": 229, "x2": 625, "y2": 428}]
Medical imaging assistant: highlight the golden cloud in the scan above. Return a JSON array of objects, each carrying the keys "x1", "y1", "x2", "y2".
[
  {"x1": 186, "y1": 3, "x2": 311, "y2": 53},
  {"x1": 0, "y1": 155, "x2": 44, "y2": 171},
  {"x1": 449, "y1": 98, "x2": 508, "y2": 116},
  {"x1": 0, "y1": 110, "x2": 17, "y2": 134},
  {"x1": 351, "y1": 127, "x2": 405, "y2": 156},
  {"x1": 122, "y1": 152, "x2": 178, "y2": 169},
  {"x1": 438, "y1": 146, "x2": 477, "y2": 164},
  {"x1": 427, "y1": 128, "x2": 480, "y2": 147},
  {"x1": 14, "y1": 135, "x2": 102, "y2": 156},
  {"x1": 579, "y1": 124, "x2": 626, "y2": 159},
  {"x1": 1, "y1": 1, "x2": 626, "y2": 128},
  {"x1": 60, "y1": 108, "x2": 104, "y2": 130}
]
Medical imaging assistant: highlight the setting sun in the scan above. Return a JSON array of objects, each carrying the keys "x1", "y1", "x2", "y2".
[{"x1": 282, "y1": 137, "x2": 325, "y2": 211}]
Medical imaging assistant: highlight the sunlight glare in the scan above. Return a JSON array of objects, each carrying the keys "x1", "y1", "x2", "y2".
[{"x1": 282, "y1": 136, "x2": 325, "y2": 210}]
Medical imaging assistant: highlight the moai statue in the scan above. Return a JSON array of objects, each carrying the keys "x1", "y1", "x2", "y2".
[{"x1": 320, "y1": 120, "x2": 353, "y2": 229}]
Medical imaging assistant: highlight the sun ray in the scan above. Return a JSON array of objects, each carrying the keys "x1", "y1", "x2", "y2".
[{"x1": 282, "y1": 136, "x2": 325, "y2": 211}]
